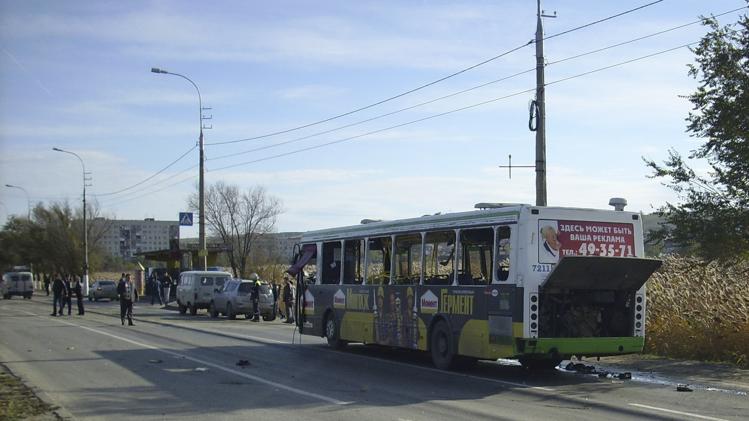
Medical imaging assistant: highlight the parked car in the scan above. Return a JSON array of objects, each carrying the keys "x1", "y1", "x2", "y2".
[
  {"x1": 88, "y1": 280, "x2": 118, "y2": 301},
  {"x1": 210, "y1": 279, "x2": 276, "y2": 320},
  {"x1": 2, "y1": 271, "x2": 34, "y2": 299},
  {"x1": 177, "y1": 271, "x2": 231, "y2": 315}
]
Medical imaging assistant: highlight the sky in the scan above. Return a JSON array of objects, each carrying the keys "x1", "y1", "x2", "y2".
[{"x1": 1, "y1": 0, "x2": 747, "y2": 237}]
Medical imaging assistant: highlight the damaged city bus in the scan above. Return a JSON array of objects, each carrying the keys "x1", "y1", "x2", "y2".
[{"x1": 286, "y1": 202, "x2": 661, "y2": 370}]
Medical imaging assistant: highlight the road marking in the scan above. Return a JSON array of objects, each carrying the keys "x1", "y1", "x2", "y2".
[
  {"x1": 629, "y1": 403, "x2": 730, "y2": 421},
  {"x1": 19, "y1": 310, "x2": 350, "y2": 406},
  {"x1": 18, "y1": 301, "x2": 552, "y2": 392}
]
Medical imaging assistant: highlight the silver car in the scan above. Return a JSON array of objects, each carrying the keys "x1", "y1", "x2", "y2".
[
  {"x1": 210, "y1": 279, "x2": 276, "y2": 320},
  {"x1": 89, "y1": 280, "x2": 118, "y2": 301}
]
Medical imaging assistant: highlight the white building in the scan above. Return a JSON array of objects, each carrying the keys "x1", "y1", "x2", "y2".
[{"x1": 95, "y1": 218, "x2": 179, "y2": 259}]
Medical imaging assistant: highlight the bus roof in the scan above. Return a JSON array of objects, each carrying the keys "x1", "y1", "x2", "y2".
[
  {"x1": 300, "y1": 204, "x2": 641, "y2": 243},
  {"x1": 301, "y1": 205, "x2": 526, "y2": 242}
]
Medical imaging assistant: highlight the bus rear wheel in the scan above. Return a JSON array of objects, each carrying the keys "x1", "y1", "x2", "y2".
[
  {"x1": 325, "y1": 313, "x2": 346, "y2": 349},
  {"x1": 430, "y1": 320, "x2": 455, "y2": 370}
]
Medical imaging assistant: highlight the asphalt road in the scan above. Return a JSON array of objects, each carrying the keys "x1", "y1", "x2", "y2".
[{"x1": 1, "y1": 296, "x2": 746, "y2": 421}]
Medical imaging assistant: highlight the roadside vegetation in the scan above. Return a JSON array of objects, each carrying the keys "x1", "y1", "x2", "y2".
[
  {"x1": 646, "y1": 257, "x2": 749, "y2": 368},
  {"x1": 0, "y1": 366, "x2": 59, "y2": 420}
]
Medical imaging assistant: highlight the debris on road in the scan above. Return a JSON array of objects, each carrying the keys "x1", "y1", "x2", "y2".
[
  {"x1": 194, "y1": 367, "x2": 208, "y2": 372},
  {"x1": 563, "y1": 362, "x2": 631, "y2": 381},
  {"x1": 677, "y1": 384, "x2": 693, "y2": 392},
  {"x1": 236, "y1": 360, "x2": 251, "y2": 367},
  {"x1": 148, "y1": 359, "x2": 163, "y2": 364}
]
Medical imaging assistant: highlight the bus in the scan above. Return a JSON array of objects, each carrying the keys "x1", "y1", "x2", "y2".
[{"x1": 286, "y1": 202, "x2": 662, "y2": 369}]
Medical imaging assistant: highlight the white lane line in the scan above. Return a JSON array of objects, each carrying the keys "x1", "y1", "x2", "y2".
[
  {"x1": 20, "y1": 302, "x2": 552, "y2": 392},
  {"x1": 629, "y1": 403, "x2": 730, "y2": 421},
  {"x1": 19, "y1": 310, "x2": 350, "y2": 406}
]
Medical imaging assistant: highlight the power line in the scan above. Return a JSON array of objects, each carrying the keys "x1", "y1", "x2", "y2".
[
  {"x1": 547, "y1": 6, "x2": 747, "y2": 66},
  {"x1": 97, "y1": 163, "x2": 197, "y2": 203},
  {"x1": 206, "y1": 41, "x2": 697, "y2": 173},
  {"x1": 206, "y1": 0, "x2": 665, "y2": 147},
  {"x1": 206, "y1": 68, "x2": 536, "y2": 162},
  {"x1": 207, "y1": 6, "x2": 746, "y2": 163},
  {"x1": 543, "y1": 0, "x2": 664, "y2": 41},
  {"x1": 100, "y1": 171, "x2": 198, "y2": 208},
  {"x1": 92, "y1": 145, "x2": 197, "y2": 197}
]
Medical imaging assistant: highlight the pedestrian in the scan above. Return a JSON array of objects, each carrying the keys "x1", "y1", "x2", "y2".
[
  {"x1": 43, "y1": 275, "x2": 50, "y2": 296},
  {"x1": 51, "y1": 274, "x2": 64, "y2": 316},
  {"x1": 161, "y1": 273, "x2": 172, "y2": 307},
  {"x1": 271, "y1": 282, "x2": 281, "y2": 320},
  {"x1": 74, "y1": 276, "x2": 85, "y2": 315},
  {"x1": 283, "y1": 278, "x2": 295, "y2": 323},
  {"x1": 117, "y1": 273, "x2": 135, "y2": 326},
  {"x1": 249, "y1": 273, "x2": 261, "y2": 322},
  {"x1": 63, "y1": 275, "x2": 73, "y2": 316},
  {"x1": 149, "y1": 272, "x2": 162, "y2": 305}
]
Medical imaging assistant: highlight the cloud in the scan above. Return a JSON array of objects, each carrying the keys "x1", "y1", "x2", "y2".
[{"x1": 275, "y1": 85, "x2": 347, "y2": 101}]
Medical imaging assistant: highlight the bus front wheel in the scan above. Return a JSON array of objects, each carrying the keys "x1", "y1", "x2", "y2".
[
  {"x1": 430, "y1": 320, "x2": 455, "y2": 370},
  {"x1": 325, "y1": 313, "x2": 346, "y2": 349}
]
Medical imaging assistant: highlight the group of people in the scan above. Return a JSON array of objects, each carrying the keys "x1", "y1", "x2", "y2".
[
  {"x1": 49, "y1": 274, "x2": 84, "y2": 316},
  {"x1": 146, "y1": 272, "x2": 176, "y2": 307}
]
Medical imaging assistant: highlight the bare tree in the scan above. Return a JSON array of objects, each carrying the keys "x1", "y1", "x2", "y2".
[{"x1": 189, "y1": 182, "x2": 283, "y2": 278}]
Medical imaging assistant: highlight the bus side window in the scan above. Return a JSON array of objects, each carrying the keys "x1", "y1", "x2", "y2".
[
  {"x1": 394, "y1": 233, "x2": 421, "y2": 285},
  {"x1": 423, "y1": 230, "x2": 455, "y2": 285},
  {"x1": 366, "y1": 237, "x2": 391, "y2": 285},
  {"x1": 322, "y1": 241, "x2": 342, "y2": 284},
  {"x1": 458, "y1": 227, "x2": 493, "y2": 285},
  {"x1": 496, "y1": 226, "x2": 511, "y2": 281},
  {"x1": 343, "y1": 239, "x2": 365, "y2": 284}
]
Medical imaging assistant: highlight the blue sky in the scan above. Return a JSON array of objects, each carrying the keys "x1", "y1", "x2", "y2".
[{"x1": 1, "y1": 0, "x2": 747, "y2": 236}]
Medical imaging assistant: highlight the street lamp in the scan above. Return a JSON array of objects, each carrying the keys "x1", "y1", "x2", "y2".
[
  {"x1": 151, "y1": 67, "x2": 207, "y2": 270},
  {"x1": 52, "y1": 147, "x2": 89, "y2": 295},
  {"x1": 4, "y1": 184, "x2": 30, "y2": 219}
]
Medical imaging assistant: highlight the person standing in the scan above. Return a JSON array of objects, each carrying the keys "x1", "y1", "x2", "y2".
[
  {"x1": 74, "y1": 276, "x2": 85, "y2": 315},
  {"x1": 149, "y1": 273, "x2": 162, "y2": 305},
  {"x1": 283, "y1": 278, "x2": 295, "y2": 323},
  {"x1": 117, "y1": 274, "x2": 135, "y2": 326},
  {"x1": 51, "y1": 274, "x2": 64, "y2": 316},
  {"x1": 271, "y1": 282, "x2": 280, "y2": 320},
  {"x1": 248, "y1": 273, "x2": 261, "y2": 322},
  {"x1": 161, "y1": 273, "x2": 173, "y2": 306},
  {"x1": 43, "y1": 275, "x2": 50, "y2": 296},
  {"x1": 63, "y1": 275, "x2": 73, "y2": 316}
]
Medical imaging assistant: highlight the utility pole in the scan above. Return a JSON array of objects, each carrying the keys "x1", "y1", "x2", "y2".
[{"x1": 534, "y1": 0, "x2": 551, "y2": 207}]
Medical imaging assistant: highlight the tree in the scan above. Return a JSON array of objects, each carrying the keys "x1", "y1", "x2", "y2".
[
  {"x1": 645, "y1": 14, "x2": 749, "y2": 263},
  {"x1": 189, "y1": 182, "x2": 283, "y2": 278},
  {"x1": 0, "y1": 200, "x2": 109, "y2": 276}
]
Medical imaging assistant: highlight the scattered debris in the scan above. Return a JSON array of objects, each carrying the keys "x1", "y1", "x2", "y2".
[
  {"x1": 236, "y1": 360, "x2": 251, "y2": 367},
  {"x1": 676, "y1": 384, "x2": 693, "y2": 392},
  {"x1": 66, "y1": 346, "x2": 75, "y2": 351},
  {"x1": 148, "y1": 359, "x2": 163, "y2": 364},
  {"x1": 563, "y1": 362, "x2": 632, "y2": 381},
  {"x1": 194, "y1": 367, "x2": 208, "y2": 372}
]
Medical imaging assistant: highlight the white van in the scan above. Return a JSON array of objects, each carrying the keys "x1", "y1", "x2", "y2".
[
  {"x1": 2, "y1": 271, "x2": 34, "y2": 299},
  {"x1": 176, "y1": 270, "x2": 232, "y2": 315}
]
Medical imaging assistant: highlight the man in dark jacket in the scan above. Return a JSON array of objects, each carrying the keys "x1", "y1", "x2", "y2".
[
  {"x1": 51, "y1": 274, "x2": 64, "y2": 316},
  {"x1": 63, "y1": 275, "x2": 73, "y2": 315},
  {"x1": 74, "y1": 277, "x2": 85, "y2": 315}
]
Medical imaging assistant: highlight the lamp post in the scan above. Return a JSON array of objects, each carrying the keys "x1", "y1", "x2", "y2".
[
  {"x1": 4, "y1": 184, "x2": 30, "y2": 219},
  {"x1": 151, "y1": 67, "x2": 207, "y2": 270},
  {"x1": 52, "y1": 147, "x2": 89, "y2": 295}
]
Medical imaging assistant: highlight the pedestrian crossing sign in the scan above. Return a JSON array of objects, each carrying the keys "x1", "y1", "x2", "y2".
[{"x1": 179, "y1": 212, "x2": 193, "y2": 226}]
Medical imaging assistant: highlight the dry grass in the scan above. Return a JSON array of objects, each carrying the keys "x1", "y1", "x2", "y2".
[
  {"x1": 0, "y1": 366, "x2": 58, "y2": 420},
  {"x1": 646, "y1": 256, "x2": 749, "y2": 367}
]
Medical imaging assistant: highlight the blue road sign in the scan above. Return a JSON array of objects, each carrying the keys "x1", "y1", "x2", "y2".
[{"x1": 179, "y1": 212, "x2": 193, "y2": 226}]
